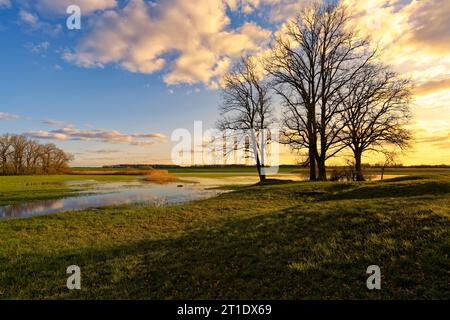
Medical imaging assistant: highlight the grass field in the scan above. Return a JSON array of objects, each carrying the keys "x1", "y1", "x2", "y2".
[
  {"x1": 0, "y1": 170, "x2": 449, "y2": 299},
  {"x1": 0, "y1": 175, "x2": 138, "y2": 206}
]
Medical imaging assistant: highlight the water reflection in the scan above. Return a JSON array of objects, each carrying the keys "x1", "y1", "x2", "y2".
[
  {"x1": 0, "y1": 182, "x2": 221, "y2": 219},
  {"x1": 0, "y1": 174, "x2": 403, "y2": 219}
]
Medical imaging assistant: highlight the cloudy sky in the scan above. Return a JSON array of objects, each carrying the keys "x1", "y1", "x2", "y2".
[{"x1": 0, "y1": 0, "x2": 449, "y2": 166}]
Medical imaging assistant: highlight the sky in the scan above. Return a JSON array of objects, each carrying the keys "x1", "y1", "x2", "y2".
[{"x1": 0, "y1": 0, "x2": 449, "y2": 166}]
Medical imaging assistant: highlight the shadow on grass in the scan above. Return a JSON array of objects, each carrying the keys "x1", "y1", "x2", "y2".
[
  {"x1": 256, "y1": 179, "x2": 296, "y2": 186},
  {"x1": 211, "y1": 179, "x2": 297, "y2": 191},
  {"x1": 324, "y1": 180, "x2": 450, "y2": 201},
  {"x1": 380, "y1": 175, "x2": 426, "y2": 183},
  {"x1": 2, "y1": 200, "x2": 449, "y2": 300}
]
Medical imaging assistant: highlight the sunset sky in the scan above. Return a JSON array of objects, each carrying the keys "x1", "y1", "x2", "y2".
[{"x1": 0, "y1": 0, "x2": 449, "y2": 166}]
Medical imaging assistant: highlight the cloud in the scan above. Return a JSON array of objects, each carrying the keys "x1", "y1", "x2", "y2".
[
  {"x1": 344, "y1": 0, "x2": 450, "y2": 58},
  {"x1": 35, "y1": 0, "x2": 117, "y2": 14},
  {"x1": 43, "y1": 119, "x2": 71, "y2": 126},
  {"x1": 88, "y1": 149, "x2": 121, "y2": 154},
  {"x1": 19, "y1": 10, "x2": 39, "y2": 26},
  {"x1": 0, "y1": 0, "x2": 11, "y2": 9},
  {"x1": 406, "y1": 0, "x2": 450, "y2": 53},
  {"x1": 415, "y1": 78, "x2": 450, "y2": 96},
  {"x1": 25, "y1": 41, "x2": 50, "y2": 54},
  {"x1": 226, "y1": 0, "x2": 261, "y2": 14},
  {"x1": 432, "y1": 142, "x2": 450, "y2": 149},
  {"x1": 263, "y1": 0, "x2": 311, "y2": 22},
  {"x1": 416, "y1": 131, "x2": 450, "y2": 150},
  {"x1": 25, "y1": 130, "x2": 69, "y2": 141},
  {"x1": 342, "y1": 0, "x2": 450, "y2": 124},
  {"x1": 417, "y1": 132, "x2": 450, "y2": 144},
  {"x1": 0, "y1": 112, "x2": 20, "y2": 120},
  {"x1": 63, "y1": 0, "x2": 271, "y2": 87},
  {"x1": 413, "y1": 121, "x2": 450, "y2": 150},
  {"x1": 25, "y1": 125, "x2": 167, "y2": 146},
  {"x1": 18, "y1": 9, "x2": 62, "y2": 35},
  {"x1": 226, "y1": 0, "x2": 311, "y2": 22}
]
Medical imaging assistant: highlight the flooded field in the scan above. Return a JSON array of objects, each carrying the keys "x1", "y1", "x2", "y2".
[
  {"x1": 0, "y1": 180, "x2": 222, "y2": 219},
  {"x1": 0, "y1": 173, "x2": 403, "y2": 219}
]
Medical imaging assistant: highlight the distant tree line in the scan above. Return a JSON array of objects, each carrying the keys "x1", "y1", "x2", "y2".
[
  {"x1": 218, "y1": 1, "x2": 412, "y2": 182},
  {"x1": 0, "y1": 134, "x2": 73, "y2": 175}
]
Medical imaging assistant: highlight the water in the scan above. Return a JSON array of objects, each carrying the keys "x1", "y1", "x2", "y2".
[
  {"x1": 0, "y1": 174, "x2": 403, "y2": 219},
  {"x1": 0, "y1": 181, "x2": 222, "y2": 219}
]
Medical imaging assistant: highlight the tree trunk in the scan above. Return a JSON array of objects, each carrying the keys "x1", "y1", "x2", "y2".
[
  {"x1": 1, "y1": 156, "x2": 6, "y2": 175},
  {"x1": 308, "y1": 145, "x2": 316, "y2": 181},
  {"x1": 255, "y1": 153, "x2": 266, "y2": 183},
  {"x1": 354, "y1": 150, "x2": 365, "y2": 181},
  {"x1": 308, "y1": 115, "x2": 317, "y2": 181},
  {"x1": 317, "y1": 104, "x2": 327, "y2": 182},
  {"x1": 317, "y1": 157, "x2": 327, "y2": 181}
]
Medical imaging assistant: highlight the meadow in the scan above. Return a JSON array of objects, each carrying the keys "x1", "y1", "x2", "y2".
[
  {"x1": 0, "y1": 174, "x2": 137, "y2": 206},
  {"x1": 0, "y1": 168, "x2": 449, "y2": 299}
]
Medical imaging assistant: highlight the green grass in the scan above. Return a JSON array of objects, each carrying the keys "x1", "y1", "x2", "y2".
[
  {"x1": 173, "y1": 167, "x2": 450, "y2": 179},
  {"x1": 0, "y1": 173, "x2": 449, "y2": 299},
  {"x1": 69, "y1": 166, "x2": 450, "y2": 179},
  {"x1": 0, "y1": 175, "x2": 137, "y2": 206}
]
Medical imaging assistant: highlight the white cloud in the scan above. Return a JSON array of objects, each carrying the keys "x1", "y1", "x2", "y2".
[
  {"x1": 226, "y1": 0, "x2": 311, "y2": 22},
  {"x1": 263, "y1": 0, "x2": 311, "y2": 22},
  {"x1": 32, "y1": 0, "x2": 117, "y2": 15},
  {"x1": 43, "y1": 119, "x2": 70, "y2": 126},
  {"x1": 64, "y1": 0, "x2": 272, "y2": 87},
  {"x1": 19, "y1": 10, "x2": 39, "y2": 26},
  {"x1": 25, "y1": 41, "x2": 50, "y2": 54},
  {"x1": 26, "y1": 130, "x2": 69, "y2": 141},
  {"x1": 226, "y1": 0, "x2": 261, "y2": 13},
  {"x1": 25, "y1": 125, "x2": 167, "y2": 146},
  {"x1": 0, "y1": 112, "x2": 20, "y2": 121},
  {"x1": 342, "y1": 0, "x2": 450, "y2": 99},
  {"x1": 18, "y1": 9, "x2": 62, "y2": 35}
]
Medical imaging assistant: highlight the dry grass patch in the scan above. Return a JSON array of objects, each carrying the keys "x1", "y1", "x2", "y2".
[{"x1": 143, "y1": 170, "x2": 180, "y2": 184}]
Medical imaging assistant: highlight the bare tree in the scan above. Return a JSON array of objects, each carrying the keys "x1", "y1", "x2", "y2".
[
  {"x1": 379, "y1": 151, "x2": 397, "y2": 180},
  {"x1": 40, "y1": 143, "x2": 55, "y2": 174},
  {"x1": 24, "y1": 140, "x2": 42, "y2": 174},
  {"x1": 217, "y1": 56, "x2": 273, "y2": 182},
  {"x1": 10, "y1": 135, "x2": 27, "y2": 175},
  {"x1": 338, "y1": 63, "x2": 412, "y2": 181},
  {"x1": 0, "y1": 134, "x2": 72, "y2": 175},
  {"x1": 0, "y1": 134, "x2": 12, "y2": 175},
  {"x1": 53, "y1": 148, "x2": 74, "y2": 173},
  {"x1": 266, "y1": 2, "x2": 375, "y2": 181}
]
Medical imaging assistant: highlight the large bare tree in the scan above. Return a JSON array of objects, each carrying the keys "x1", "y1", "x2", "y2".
[
  {"x1": 218, "y1": 56, "x2": 273, "y2": 182},
  {"x1": 338, "y1": 63, "x2": 412, "y2": 180},
  {"x1": 267, "y1": 2, "x2": 375, "y2": 181}
]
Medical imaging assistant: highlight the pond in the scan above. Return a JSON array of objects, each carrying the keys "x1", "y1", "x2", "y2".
[
  {"x1": 0, "y1": 173, "x2": 403, "y2": 219},
  {"x1": 0, "y1": 180, "x2": 222, "y2": 219}
]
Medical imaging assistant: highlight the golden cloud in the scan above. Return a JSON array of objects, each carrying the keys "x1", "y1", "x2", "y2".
[{"x1": 415, "y1": 78, "x2": 450, "y2": 96}]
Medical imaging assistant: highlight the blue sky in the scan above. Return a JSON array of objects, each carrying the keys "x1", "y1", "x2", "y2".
[
  {"x1": 0, "y1": 0, "x2": 271, "y2": 165},
  {"x1": 0, "y1": 0, "x2": 449, "y2": 165}
]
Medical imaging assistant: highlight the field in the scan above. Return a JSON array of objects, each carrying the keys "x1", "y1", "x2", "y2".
[
  {"x1": 0, "y1": 175, "x2": 137, "y2": 206},
  {"x1": 0, "y1": 169, "x2": 449, "y2": 299}
]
